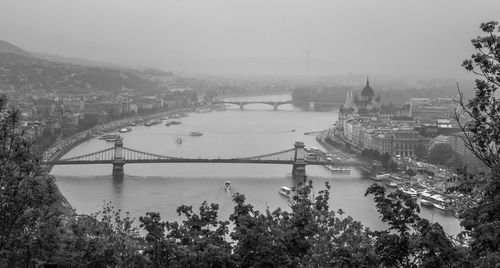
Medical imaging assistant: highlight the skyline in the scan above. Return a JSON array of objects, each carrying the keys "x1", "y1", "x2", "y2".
[{"x1": 1, "y1": 0, "x2": 499, "y2": 77}]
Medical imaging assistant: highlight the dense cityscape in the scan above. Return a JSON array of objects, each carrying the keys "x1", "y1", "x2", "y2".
[{"x1": 1, "y1": 1, "x2": 500, "y2": 267}]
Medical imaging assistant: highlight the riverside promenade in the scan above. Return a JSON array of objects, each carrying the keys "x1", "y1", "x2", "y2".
[
  {"x1": 315, "y1": 130, "x2": 374, "y2": 174},
  {"x1": 43, "y1": 107, "x2": 195, "y2": 164}
]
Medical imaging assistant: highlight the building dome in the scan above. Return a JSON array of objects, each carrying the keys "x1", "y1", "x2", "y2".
[{"x1": 361, "y1": 77, "x2": 375, "y2": 99}]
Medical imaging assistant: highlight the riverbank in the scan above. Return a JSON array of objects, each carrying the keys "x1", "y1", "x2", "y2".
[
  {"x1": 214, "y1": 90, "x2": 292, "y2": 100},
  {"x1": 314, "y1": 131, "x2": 374, "y2": 174},
  {"x1": 43, "y1": 107, "x2": 198, "y2": 164}
]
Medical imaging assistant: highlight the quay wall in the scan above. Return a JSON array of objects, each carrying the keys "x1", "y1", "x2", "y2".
[{"x1": 43, "y1": 107, "x2": 195, "y2": 165}]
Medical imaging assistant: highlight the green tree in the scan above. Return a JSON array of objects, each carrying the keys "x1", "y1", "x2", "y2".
[
  {"x1": 429, "y1": 143, "x2": 455, "y2": 166},
  {"x1": 365, "y1": 184, "x2": 465, "y2": 267},
  {"x1": 140, "y1": 202, "x2": 232, "y2": 267},
  {"x1": 0, "y1": 94, "x2": 62, "y2": 266},
  {"x1": 230, "y1": 181, "x2": 377, "y2": 267},
  {"x1": 55, "y1": 203, "x2": 145, "y2": 267},
  {"x1": 452, "y1": 21, "x2": 500, "y2": 266},
  {"x1": 406, "y1": 168, "x2": 417, "y2": 183},
  {"x1": 458, "y1": 21, "x2": 500, "y2": 168},
  {"x1": 414, "y1": 143, "x2": 428, "y2": 159}
]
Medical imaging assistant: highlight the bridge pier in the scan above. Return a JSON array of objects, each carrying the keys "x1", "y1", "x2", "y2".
[
  {"x1": 112, "y1": 161, "x2": 124, "y2": 178},
  {"x1": 273, "y1": 102, "x2": 278, "y2": 111},
  {"x1": 309, "y1": 102, "x2": 315, "y2": 111},
  {"x1": 112, "y1": 138, "x2": 125, "y2": 178},
  {"x1": 292, "y1": 141, "x2": 307, "y2": 179},
  {"x1": 239, "y1": 102, "x2": 244, "y2": 110}
]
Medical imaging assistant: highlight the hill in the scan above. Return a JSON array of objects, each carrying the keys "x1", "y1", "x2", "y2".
[
  {"x1": 32, "y1": 51, "x2": 129, "y2": 68},
  {"x1": 0, "y1": 52, "x2": 160, "y2": 92},
  {"x1": 0, "y1": 40, "x2": 32, "y2": 57}
]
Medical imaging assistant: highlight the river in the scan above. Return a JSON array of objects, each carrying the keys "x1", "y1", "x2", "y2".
[{"x1": 52, "y1": 94, "x2": 462, "y2": 235}]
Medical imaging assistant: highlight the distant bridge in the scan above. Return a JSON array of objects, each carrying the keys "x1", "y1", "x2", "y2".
[
  {"x1": 213, "y1": 100, "x2": 342, "y2": 111},
  {"x1": 42, "y1": 139, "x2": 363, "y2": 178}
]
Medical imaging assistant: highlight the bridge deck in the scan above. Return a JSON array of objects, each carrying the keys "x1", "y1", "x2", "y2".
[{"x1": 43, "y1": 159, "x2": 351, "y2": 166}]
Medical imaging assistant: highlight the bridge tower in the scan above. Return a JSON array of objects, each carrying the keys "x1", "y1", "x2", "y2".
[
  {"x1": 112, "y1": 138, "x2": 125, "y2": 178},
  {"x1": 292, "y1": 141, "x2": 307, "y2": 178},
  {"x1": 309, "y1": 102, "x2": 315, "y2": 111}
]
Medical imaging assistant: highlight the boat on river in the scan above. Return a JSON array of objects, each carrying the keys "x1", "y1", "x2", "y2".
[
  {"x1": 100, "y1": 134, "x2": 120, "y2": 141},
  {"x1": 279, "y1": 186, "x2": 293, "y2": 197},
  {"x1": 370, "y1": 174, "x2": 390, "y2": 181},
  {"x1": 119, "y1": 127, "x2": 132, "y2": 133},
  {"x1": 145, "y1": 119, "x2": 162, "y2": 127},
  {"x1": 420, "y1": 198, "x2": 434, "y2": 207},
  {"x1": 429, "y1": 194, "x2": 448, "y2": 211},
  {"x1": 400, "y1": 187, "x2": 418, "y2": 197},
  {"x1": 189, "y1": 131, "x2": 203, "y2": 136},
  {"x1": 166, "y1": 121, "x2": 181, "y2": 126},
  {"x1": 324, "y1": 165, "x2": 351, "y2": 174},
  {"x1": 224, "y1": 181, "x2": 231, "y2": 191},
  {"x1": 386, "y1": 181, "x2": 399, "y2": 188},
  {"x1": 175, "y1": 138, "x2": 183, "y2": 145}
]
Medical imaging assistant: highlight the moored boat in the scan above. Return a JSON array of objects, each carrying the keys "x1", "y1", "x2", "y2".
[
  {"x1": 189, "y1": 131, "x2": 203, "y2": 136},
  {"x1": 433, "y1": 202, "x2": 447, "y2": 210},
  {"x1": 119, "y1": 127, "x2": 132, "y2": 133},
  {"x1": 420, "y1": 198, "x2": 434, "y2": 207},
  {"x1": 386, "y1": 181, "x2": 398, "y2": 188},
  {"x1": 145, "y1": 119, "x2": 162, "y2": 126},
  {"x1": 175, "y1": 138, "x2": 183, "y2": 144},
  {"x1": 324, "y1": 165, "x2": 351, "y2": 174},
  {"x1": 370, "y1": 174, "x2": 390, "y2": 181},
  {"x1": 399, "y1": 187, "x2": 418, "y2": 197},
  {"x1": 101, "y1": 134, "x2": 120, "y2": 142}
]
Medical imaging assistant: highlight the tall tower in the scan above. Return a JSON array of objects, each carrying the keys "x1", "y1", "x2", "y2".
[
  {"x1": 344, "y1": 90, "x2": 355, "y2": 109},
  {"x1": 112, "y1": 138, "x2": 125, "y2": 178}
]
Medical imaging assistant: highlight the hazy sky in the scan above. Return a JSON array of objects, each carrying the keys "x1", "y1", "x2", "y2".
[{"x1": 1, "y1": 0, "x2": 499, "y2": 77}]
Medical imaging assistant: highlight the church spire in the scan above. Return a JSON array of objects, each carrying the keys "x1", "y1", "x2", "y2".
[{"x1": 366, "y1": 76, "x2": 370, "y2": 87}]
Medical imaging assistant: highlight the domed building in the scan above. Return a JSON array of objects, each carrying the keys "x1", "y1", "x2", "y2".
[
  {"x1": 342, "y1": 77, "x2": 381, "y2": 112},
  {"x1": 338, "y1": 77, "x2": 381, "y2": 126},
  {"x1": 360, "y1": 78, "x2": 375, "y2": 103}
]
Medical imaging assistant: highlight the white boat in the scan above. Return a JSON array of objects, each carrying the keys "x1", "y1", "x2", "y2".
[
  {"x1": 324, "y1": 165, "x2": 351, "y2": 174},
  {"x1": 224, "y1": 181, "x2": 231, "y2": 191},
  {"x1": 386, "y1": 181, "x2": 398, "y2": 188},
  {"x1": 119, "y1": 127, "x2": 132, "y2": 133},
  {"x1": 399, "y1": 187, "x2": 418, "y2": 197},
  {"x1": 429, "y1": 194, "x2": 448, "y2": 210},
  {"x1": 433, "y1": 202, "x2": 447, "y2": 210},
  {"x1": 279, "y1": 186, "x2": 293, "y2": 197},
  {"x1": 370, "y1": 174, "x2": 390, "y2": 181},
  {"x1": 420, "y1": 198, "x2": 434, "y2": 207}
]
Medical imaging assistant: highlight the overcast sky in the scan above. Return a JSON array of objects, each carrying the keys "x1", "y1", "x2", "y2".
[{"x1": 1, "y1": 0, "x2": 499, "y2": 77}]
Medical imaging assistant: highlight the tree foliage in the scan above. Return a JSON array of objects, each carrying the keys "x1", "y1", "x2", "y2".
[
  {"x1": 366, "y1": 184, "x2": 465, "y2": 268},
  {"x1": 450, "y1": 21, "x2": 500, "y2": 267},
  {"x1": 0, "y1": 94, "x2": 63, "y2": 267},
  {"x1": 457, "y1": 21, "x2": 500, "y2": 168},
  {"x1": 4, "y1": 20, "x2": 500, "y2": 268},
  {"x1": 429, "y1": 143, "x2": 456, "y2": 166}
]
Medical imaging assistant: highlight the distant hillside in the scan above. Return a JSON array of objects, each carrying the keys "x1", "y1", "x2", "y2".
[
  {"x1": 32, "y1": 52, "x2": 127, "y2": 68},
  {"x1": 0, "y1": 52, "x2": 160, "y2": 92},
  {"x1": 0, "y1": 40, "x2": 32, "y2": 57}
]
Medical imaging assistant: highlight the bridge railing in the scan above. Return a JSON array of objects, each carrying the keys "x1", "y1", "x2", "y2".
[
  {"x1": 235, "y1": 148, "x2": 295, "y2": 161},
  {"x1": 60, "y1": 147, "x2": 115, "y2": 162}
]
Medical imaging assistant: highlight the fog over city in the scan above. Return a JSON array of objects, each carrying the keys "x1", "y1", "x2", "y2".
[{"x1": 1, "y1": 0, "x2": 499, "y2": 77}]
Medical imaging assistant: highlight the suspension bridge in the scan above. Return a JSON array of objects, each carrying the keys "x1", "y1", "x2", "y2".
[{"x1": 42, "y1": 139, "x2": 363, "y2": 178}]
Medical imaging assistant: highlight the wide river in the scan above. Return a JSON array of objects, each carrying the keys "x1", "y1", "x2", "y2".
[{"x1": 52, "y1": 94, "x2": 461, "y2": 235}]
